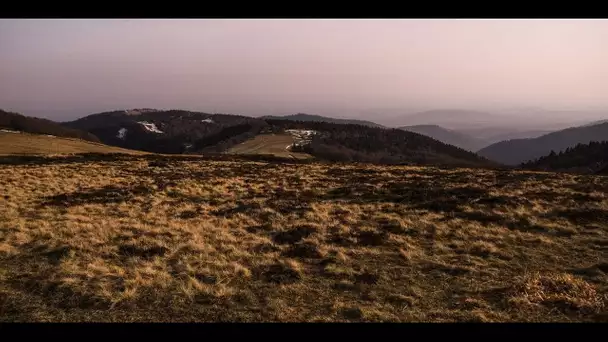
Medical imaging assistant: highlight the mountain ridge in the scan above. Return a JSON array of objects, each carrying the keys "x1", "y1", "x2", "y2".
[
  {"x1": 521, "y1": 140, "x2": 608, "y2": 174},
  {"x1": 261, "y1": 113, "x2": 385, "y2": 128},
  {"x1": 478, "y1": 122, "x2": 608, "y2": 165}
]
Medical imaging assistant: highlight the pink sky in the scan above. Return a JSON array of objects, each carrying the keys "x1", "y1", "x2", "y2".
[{"x1": 1, "y1": 19, "x2": 607, "y2": 121}]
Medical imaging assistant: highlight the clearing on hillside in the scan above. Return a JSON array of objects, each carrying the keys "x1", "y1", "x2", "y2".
[
  {"x1": 227, "y1": 134, "x2": 313, "y2": 159},
  {"x1": 0, "y1": 153, "x2": 606, "y2": 322},
  {"x1": 0, "y1": 132, "x2": 145, "y2": 156}
]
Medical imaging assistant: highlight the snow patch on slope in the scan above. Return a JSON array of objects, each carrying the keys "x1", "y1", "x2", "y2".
[
  {"x1": 117, "y1": 128, "x2": 128, "y2": 139},
  {"x1": 201, "y1": 118, "x2": 215, "y2": 124},
  {"x1": 285, "y1": 129, "x2": 317, "y2": 147},
  {"x1": 137, "y1": 121, "x2": 164, "y2": 134}
]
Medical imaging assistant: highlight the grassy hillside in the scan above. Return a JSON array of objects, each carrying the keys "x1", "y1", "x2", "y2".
[
  {"x1": 227, "y1": 134, "x2": 312, "y2": 160},
  {"x1": 0, "y1": 154, "x2": 606, "y2": 322},
  {"x1": 0, "y1": 131, "x2": 144, "y2": 156}
]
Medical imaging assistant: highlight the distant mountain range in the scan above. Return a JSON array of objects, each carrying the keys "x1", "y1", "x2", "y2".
[
  {"x1": 399, "y1": 125, "x2": 484, "y2": 152},
  {"x1": 67, "y1": 109, "x2": 490, "y2": 167},
  {"x1": 5, "y1": 107, "x2": 607, "y2": 169},
  {"x1": 582, "y1": 119, "x2": 608, "y2": 127},
  {"x1": 478, "y1": 122, "x2": 608, "y2": 165},
  {"x1": 265, "y1": 112, "x2": 568, "y2": 153},
  {"x1": 261, "y1": 113, "x2": 385, "y2": 128},
  {"x1": 396, "y1": 109, "x2": 602, "y2": 131},
  {"x1": 398, "y1": 124, "x2": 554, "y2": 152},
  {"x1": 0, "y1": 108, "x2": 495, "y2": 167},
  {"x1": 265, "y1": 119, "x2": 495, "y2": 167},
  {"x1": 397, "y1": 110, "x2": 509, "y2": 130},
  {"x1": 393, "y1": 110, "x2": 577, "y2": 151},
  {"x1": 460, "y1": 128, "x2": 554, "y2": 146}
]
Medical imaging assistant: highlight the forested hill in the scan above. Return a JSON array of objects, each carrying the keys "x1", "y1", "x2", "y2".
[
  {"x1": 63, "y1": 109, "x2": 268, "y2": 154},
  {"x1": 478, "y1": 122, "x2": 608, "y2": 165},
  {"x1": 521, "y1": 140, "x2": 608, "y2": 174},
  {"x1": 266, "y1": 119, "x2": 496, "y2": 167},
  {"x1": 0, "y1": 110, "x2": 100, "y2": 142}
]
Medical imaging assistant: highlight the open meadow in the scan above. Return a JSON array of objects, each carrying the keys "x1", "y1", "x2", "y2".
[
  {"x1": 0, "y1": 154, "x2": 607, "y2": 322},
  {"x1": 0, "y1": 132, "x2": 145, "y2": 156},
  {"x1": 227, "y1": 133, "x2": 312, "y2": 160}
]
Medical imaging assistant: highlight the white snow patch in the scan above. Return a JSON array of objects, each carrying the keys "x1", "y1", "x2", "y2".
[
  {"x1": 285, "y1": 129, "x2": 317, "y2": 146},
  {"x1": 45, "y1": 135, "x2": 56, "y2": 138},
  {"x1": 201, "y1": 118, "x2": 215, "y2": 124},
  {"x1": 137, "y1": 121, "x2": 164, "y2": 134},
  {"x1": 0, "y1": 129, "x2": 21, "y2": 134},
  {"x1": 286, "y1": 129, "x2": 316, "y2": 136},
  {"x1": 184, "y1": 143, "x2": 193, "y2": 150},
  {"x1": 117, "y1": 128, "x2": 128, "y2": 139}
]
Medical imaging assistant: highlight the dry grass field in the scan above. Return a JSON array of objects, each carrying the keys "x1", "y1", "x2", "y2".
[
  {"x1": 227, "y1": 134, "x2": 312, "y2": 159},
  {"x1": 0, "y1": 154, "x2": 607, "y2": 322},
  {"x1": 0, "y1": 132, "x2": 144, "y2": 156}
]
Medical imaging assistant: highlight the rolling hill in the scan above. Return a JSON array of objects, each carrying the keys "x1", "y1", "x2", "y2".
[
  {"x1": 478, "y1": 122, "x2": 608, "y2": 165},
  {"x1": 0, "y1": 109, "x2": 99, "y2": 142},
  {"x1": 455, "y1": 127, "x2": 554, "y2": 148},
  {"x1": 399, "y1": 109, "x2": 600, "y2": 131},
  {"x1": 60, "y1": 108, "x2": 494, "y2": 167},
  {"x1": 397, "y1": 110, "x2": 509, "y2": 130},
  {"x1": 63, "y1": 109, "x2": 269, "y2": 154},
  {"x1": 266, "y1": 119, "x2": 496, "y2": 168},
  {"x1": 261, "y1": 113, "x2": 385, "y2": 128},
  {"x1": 398, "y1": 124, "x2": 555, "y2": 152}
]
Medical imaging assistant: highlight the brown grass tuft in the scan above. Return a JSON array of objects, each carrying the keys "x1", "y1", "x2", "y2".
[{"x1": 507, "y1": 272, "x2": 606, "y2": 314}]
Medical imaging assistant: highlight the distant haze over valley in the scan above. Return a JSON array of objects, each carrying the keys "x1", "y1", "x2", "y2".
[{"x1": 2, "y1": 19, "x2": 608, "y2": 124}]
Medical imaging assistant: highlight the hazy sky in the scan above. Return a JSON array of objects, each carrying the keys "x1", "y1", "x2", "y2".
[{"x1": 1, "y1": 19, "x2": 608, "y2": 121}]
